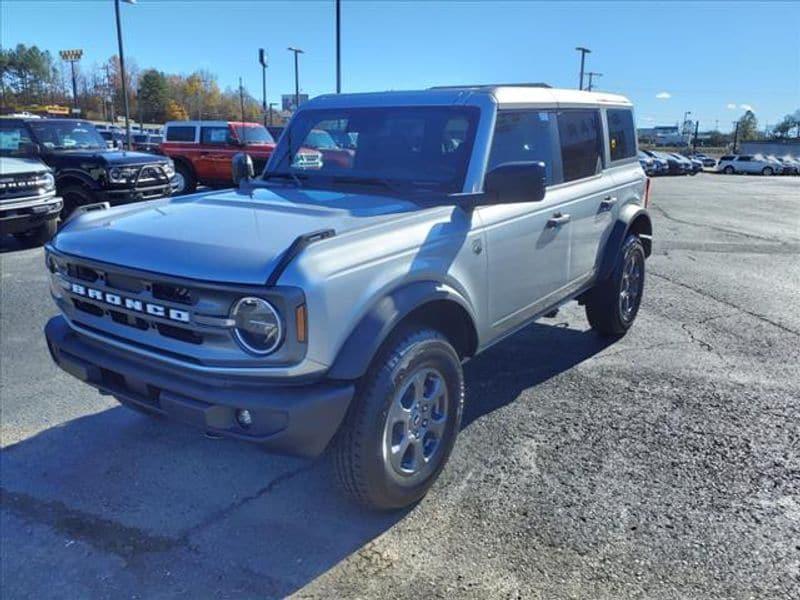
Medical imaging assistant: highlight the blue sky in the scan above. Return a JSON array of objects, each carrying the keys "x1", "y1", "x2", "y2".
[{"x1": 2, "y1": 0, "x2": 799, "y2": 131}]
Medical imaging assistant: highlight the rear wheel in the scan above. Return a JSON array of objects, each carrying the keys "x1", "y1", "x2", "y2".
[
  {"x1": 585, "y1": 234, "x2": 646, "y2": 336},
  {"x1": 762, "y1": 167, "x2": 773, "y2": 176},
  {"x1": 333, "y1": 328, "x2": 464, "y2": 510},
  {"x1": 723, "y1": 165, "x2": 735, "y2": 174},
  {"x1": 173, "y1": 162, "x2": 197, "y2": 195}
]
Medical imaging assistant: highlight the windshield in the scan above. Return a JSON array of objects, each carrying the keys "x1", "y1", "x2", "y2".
[
  {"x1": 28, "y1": 120, "x2": 106, "y2": 150},
  {"x1": 265, "y1": 106, "x2": 479, "y2": 193},
  {"x1": 233, "y1": 125, "x2": 274, "y2": 145}
]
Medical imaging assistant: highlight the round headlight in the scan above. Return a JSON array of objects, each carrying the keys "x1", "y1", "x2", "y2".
[
  {"x1": 108, "y1": 167, "x2": 122, "y2": 181},
  {"x1": 231, "y1": 297, "x2": 283, "y2": 355},
  {"x1": 43, "y1": 172, "x2": 55, "y2": 190}
]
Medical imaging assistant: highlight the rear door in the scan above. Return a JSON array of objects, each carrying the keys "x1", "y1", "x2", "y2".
[
  {"x1": 555, "y1": 108, "x2": 616, "y2": 282},
  {"x1": 197, "y1": 125, "x2": 236, "y2": 183}
]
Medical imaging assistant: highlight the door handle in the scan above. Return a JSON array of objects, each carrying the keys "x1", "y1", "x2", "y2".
[
  {"x1": 601, "y1": 195, "x2": 618, "y2": 208},
  {"x1": 547, "y1": 212, "x2": 571, "y2": 227}
]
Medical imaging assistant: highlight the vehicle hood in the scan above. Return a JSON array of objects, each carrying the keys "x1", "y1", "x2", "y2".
[
  {"x1": 51, "y1": 186, "x2": 423, "y2": 285},
  {"x1": 45, "y1": 150, "x2": 168, "y2": 168},
  {"x1": 0, "y1": 156, "x2": 50, "y2": 176}
]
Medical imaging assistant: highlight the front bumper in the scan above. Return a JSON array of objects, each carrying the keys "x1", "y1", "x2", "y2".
[
  {"x1": 99, "y1": 181, "x2": 174, "y2": 204},
  {"x1": 45, "y1": 316, "x2": 354, "y2": 457},
  {"x1": 0, "y1": 194, "x2": 62, "y2": 235}
]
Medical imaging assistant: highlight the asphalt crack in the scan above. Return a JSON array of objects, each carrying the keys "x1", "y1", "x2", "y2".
[
  {"x1": 649, "y1": 203, "x2": 782, "y2": 243},
  {"x1": 649, "y1": 271, "x2": 800, "y2": 337}
]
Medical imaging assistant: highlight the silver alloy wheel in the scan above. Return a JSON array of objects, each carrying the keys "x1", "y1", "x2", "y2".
[
  {"x1": 173, "y1": 171, "x2": 186, "y2": 194},
  {"x1": 619, "y1": 247, "x2": 643, "y2": 323},
  {"x1": 382, "y1": 367, "x2": 448, "y2": 485}
]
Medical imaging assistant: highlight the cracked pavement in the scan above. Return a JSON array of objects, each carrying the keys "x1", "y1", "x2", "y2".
[{"x1": 2, "y1": 174, "x2": 799, "y2": 599}]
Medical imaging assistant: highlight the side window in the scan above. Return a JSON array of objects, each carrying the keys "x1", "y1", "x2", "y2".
[
  {"x1": 200, "y1": 126, "x2": 230, "y2": 145},
  {"x1": 0, "y1": 123, "x2": 33, "y2": 155},
  {"x1": 487, "y1": 110, "x2": 563, "y2": 185},
  {"x1": 165, "y1": 126, "x2": 196, "y2": 142},
  {"x1": 607, "y1": 109, "x2": 636, "y2": 161},
  {"x1": 557, "y1": 110, "x2": 603, "y2": 182},
  {"x1": 738, "y1": 156, "x2": 751, "y2": 162},
  {"x1": 720, "y1": 155, "x2": 734, "y2": 161}
]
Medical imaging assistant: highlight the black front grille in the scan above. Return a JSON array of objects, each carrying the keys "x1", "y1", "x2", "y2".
[{"x1": 0, "y1": 173, "x2": 50, "y2": 202}]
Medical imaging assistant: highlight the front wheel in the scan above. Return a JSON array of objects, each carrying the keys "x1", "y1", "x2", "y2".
[
  {"x1": 585, "y1": 235, "x2": 646, "y2": 336},
  {"x1": 173, "y1": 162, "x2": 197, "y2": 195},
  {"x1": 723, "y1": 166, "x2": 735, "y2": 174},
  {"x1": 762, "y1": 167, "x2": 773, "y2": 176},
  {"x1": 333, "y1": 328, "x2": 464, "y2": 510}
]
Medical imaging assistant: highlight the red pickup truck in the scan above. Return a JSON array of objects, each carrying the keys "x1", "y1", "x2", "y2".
[{"x1": 160, "y1": 121, "x2": 275, "y2": 194}]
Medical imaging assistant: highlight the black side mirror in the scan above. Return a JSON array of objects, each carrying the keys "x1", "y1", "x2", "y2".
[
  {"x1": 482, "y1": 161, "x2": 547, "y2": 205},
  {"x1": 232, "y1": 152, "x2": 255, "y2": 185},
  {"x1": 18, "y1": 141, "x2": 41, "y2": 156}
]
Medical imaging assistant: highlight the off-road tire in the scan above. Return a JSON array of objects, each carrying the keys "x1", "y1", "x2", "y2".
[
  {"x1": 333, "y1": 328, "x2": 464, "y2": 510},
  {"x1": 585, "y1": 234, "x2": 646, "y2": 336},
  {"x1": 174, "y1": 162, "x2": 197, "y2": 195},
  {"x1": 60, "y1": 184, "x2": 95, "y2": 220}
]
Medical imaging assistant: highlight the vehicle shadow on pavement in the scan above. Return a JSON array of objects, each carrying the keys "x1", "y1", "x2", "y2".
[{"x1": 0, "y1": 319, "x2": 614, "y2": 598}]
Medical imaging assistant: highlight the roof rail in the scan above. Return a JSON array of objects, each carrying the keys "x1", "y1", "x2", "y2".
[{"x1": 430, "y1": 83, "x2": 551, "y2": 90}]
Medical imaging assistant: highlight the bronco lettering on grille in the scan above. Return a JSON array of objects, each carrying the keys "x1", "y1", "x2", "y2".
[{"x1": 68, "y1": 282, "x2": 190, "y2": 323}]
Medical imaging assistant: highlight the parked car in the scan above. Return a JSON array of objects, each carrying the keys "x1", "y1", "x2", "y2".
[
  {"x1": 0, "y1": 156, "x2": 62, "y2": 245},
  {"x1": 638, "y1": 150, "x2": 657, "y2": 175},
  {"x1": 131, "y1": 133, "x2": 164, "y2": 153},
  {"x1": 777, "y1": 155, "x2": 800, "y2": 175},
  {"x1": 640, "y1": 149, "x2": 668, "y2": 175},
  {"x1": 717, "y1": 154, "x2": 779, "y2": 175},
  {"x1": 688, "y1": 157, "x2": 704, "y2": 174},
  {"x1": 688, "y1": 152, "x2": 716, "y2": 168},
  {"x1": 668, "y1": 153, "x2": 696, "y2": 175},
  {"x1": 0, "y1": 118, "x2": 177, "y2": 217},
  {"x1": 43, "y1": 85, "x2": 651, "y2": 509},
  {"x1": 98, "y1": 129, "x2": 125, "y2": 150},
  {"x1": 160, "y1": 121, "x2": 276, "y2": 194},
  {"x1": 649, "y1": 150, "x2": 685, "y2": 175}
]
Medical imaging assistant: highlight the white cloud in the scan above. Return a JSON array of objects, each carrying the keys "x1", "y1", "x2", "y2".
[
  {"x1": 655, "y1": 92, "x2": 671, "y2": 99},
  {"x1": 726, "y1": 103, "x2": 737, "y2": 110},
  {"x1": 740, "y1": 104, "x2": 754, "y2": 112}
]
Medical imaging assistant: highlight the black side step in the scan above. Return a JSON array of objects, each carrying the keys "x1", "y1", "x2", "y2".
[{"x1": 266, "y1": 229, "x2": 336, "y2": 286}]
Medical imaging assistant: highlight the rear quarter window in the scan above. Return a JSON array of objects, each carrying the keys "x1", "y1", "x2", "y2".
[
  {"x1": 165, "y1": 126, "x2": 196, "y2": 142},
  {"x1": 607, "y1": 109, "x2": 636, "y2": 161}
]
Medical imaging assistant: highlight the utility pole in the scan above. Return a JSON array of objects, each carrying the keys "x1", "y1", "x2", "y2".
[
  {"x1": 732, "y1": 121, "x2": 740, "y2": 153},
  {"x1": 287, "y1": 47, "x2": 304, "y2": 111},
  {"x1": 586, "y1": 71, "x2": 602, "y2": 92},
  {"x1": 575, "y1": 47, "x2": 591, "y2": 90},
  {"x1": 268, "y1": 102, "x2": 278, "y2": 126},
  {"x1": 114, "y1": 0, "x2": 136, "y2": 151},
  {"x1": 104, "y1": 63, "x2": 116, "y2": 124},
  {"x1": 259, "y1": 48, "x2": 268, "y2": 126},
  {"x1": 59, "y1": 49, "x2": 83, "y2": 114},
  {"x1": 335, "y1": 0, "x2": 341, "y2": 93},
  {"x1": 692, "y1": 121, "x2": 699, "y2": 152}
]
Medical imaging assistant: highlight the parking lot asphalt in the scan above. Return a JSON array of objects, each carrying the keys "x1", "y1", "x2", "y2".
[{"x1": 1, "y1": 174, "x2": 799, "y2": 599}]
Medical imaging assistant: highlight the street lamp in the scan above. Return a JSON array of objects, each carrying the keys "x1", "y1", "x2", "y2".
[
  {"x1": 335, "y1": 0, "x2": 341, "y2": 93},
  {"x1": 287, "y1": 47, "x2": 304, "y2": 111},
  {"x1": 682, "y1": 111, "x2": 692, "y2": 137},
  {"x1": 59, "y1": 49, "x2": 83, "y2": 114},
  {"x1": 575, "y1": 46, "x2": 591, "y2": 90},
  {"x1": 259, "y1": 48, "x2": 268, "y2": 127},
  {"x1": 114, "y1": 0, "x2": 136, "y2": 151}
]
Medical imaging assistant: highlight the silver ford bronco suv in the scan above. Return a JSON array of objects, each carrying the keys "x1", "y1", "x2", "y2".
[{"x1": 44, "y1": 85, "x2": 651, "y2": 509}]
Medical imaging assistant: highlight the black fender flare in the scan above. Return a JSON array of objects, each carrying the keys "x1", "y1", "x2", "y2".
[
  {"x1": 597, "y1": 205, "x2": 652, "y2": 281},
  {"x1": 327, "y1": 280, "x2": 477, "y2": 381}
]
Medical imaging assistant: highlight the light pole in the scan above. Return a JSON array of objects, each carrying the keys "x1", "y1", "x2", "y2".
[
  {"x1": 59, "y1": 49, "x2": 83, "y2": 113},
  {"x1": 259, "y1": 48, "x2": 268, "y2": 126},
  {"x1": 114, "y1": 0, "x2": 136, "y2": 151},
  {"x1": 335, "y1": 0, "x2": 341, "y2": 93},
  {"x1": 586, "y1": 71, "x2": 602, "y2": 92},
  {"x1": 682, "y1": 110, "x2": 692, "y2": 141},
  {"x1": 287, "y1": 47, "x2": 304, "y2": 111},
  {"x1": 575, "y1": 46, "x2": 591, "y2": 90},
  {"x1": 269, "y1": 102, "x2": 278, "y2": 126}
]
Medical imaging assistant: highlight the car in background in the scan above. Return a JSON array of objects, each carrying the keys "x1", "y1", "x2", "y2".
[
  {"x1": 98, "y1": 129, "x2": 125, "y2": 149},
  {"x1": 160, "y1": 120, "x2": 276, "y2": 194},
  {"x1": 131, "y1": 133, "x2": 163, "y2": 154},
  {"x1": 640, "y1": 149, "x2": 669, "y2": 175},
  {"x1": 0, "y1": 117, "x2": 176, "y2": 217},
  {"x1": 776, "y1": 155, "x2": 800, "y2": 175},
  {"x1": 638, "y1": 150, "x2": 657, "y2": 175},
  {"x1": 688, "y1": 157, "x2": 704, "y2": 174},
  {"x1": 716, "y1": 154, "x2": 778, "y2": 175},
  {"x1": 0, "y1": 156, "x2": 62, "y2": 245},
  {"x1": 689, "y1": 152, "x2": 716, "y2": 168},
  {"x1": 669, "y1": 153, "x2": 696, "y2": 175}
]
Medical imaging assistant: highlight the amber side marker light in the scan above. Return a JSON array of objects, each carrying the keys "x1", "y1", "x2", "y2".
[{"x1": 296, "y1": 305, "x2": 307, "y2": 342}]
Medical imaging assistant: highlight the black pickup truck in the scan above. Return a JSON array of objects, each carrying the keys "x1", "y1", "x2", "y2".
[{"x1": 0, "y1": 118, "x2": 177, "y2": 217}]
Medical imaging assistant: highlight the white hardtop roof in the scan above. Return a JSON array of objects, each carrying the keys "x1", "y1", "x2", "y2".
[{"x1": 305, "y1": 85, "x2": 632, "y2": 110}]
